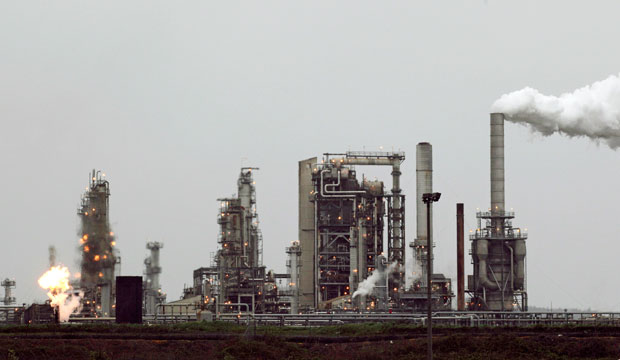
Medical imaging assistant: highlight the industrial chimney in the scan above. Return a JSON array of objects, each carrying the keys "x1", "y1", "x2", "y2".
[
  {"x1": 469, "y1": 113, "x2": 528, "y2": 311},
  {"x1": 414, "y1": 143, "x2": 433, "y2": 287}
]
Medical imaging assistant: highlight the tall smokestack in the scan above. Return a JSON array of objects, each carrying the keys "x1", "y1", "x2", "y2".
[
  {"x1": 456, "y1": 203, "x2": 464, "y2": 311},
  {"x1": 490, "y1": 113, "x2": 505, "y2": 220},
  {"x1": 416, "y1": 143, "x2": 433, "y2": 284}
]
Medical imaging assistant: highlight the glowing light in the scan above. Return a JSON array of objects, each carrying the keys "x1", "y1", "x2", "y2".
[
  {"x1": 84, "y1": 246, "x2": 90, "y2": 253},
  {"x1": 38, "y1": 266, "x2": 70, "y2": 294},
  {"x1": 110, "y1": 241, "x2": 116, "y2": 246},
  {"x1": 109, "y1": 232, "x2": 114, "y2": 236},
  {"x1": 38, "y1": 265, "x2": 82, "y2": 322},
  {"x1": 98, "y1": 272, "x2": 103, "y2": 278},
  {"x1": 94, "y1": 255, "x2": 100, "y2": 261}
]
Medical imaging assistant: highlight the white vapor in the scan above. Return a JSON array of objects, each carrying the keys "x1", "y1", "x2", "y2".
[
  {"x1": 52, "y1": 291, "x2": 83, "y2": 322},
  {"x1": 352, "y1": 262, "x2": 398, "y2": 299},
  {"x1": 491, "y1": 73, "x2": 620, "y2": 149},
  {"x1": 406, "y1": 258, "x2": 423, "y2": 289},
  {"x1": 38, "y1": 265, "x2": 83, "y2": 322}
]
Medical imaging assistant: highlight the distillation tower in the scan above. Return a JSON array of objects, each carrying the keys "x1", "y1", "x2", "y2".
[
  {"x1": 193, "y1": 168, "x2": 277, "y2": 313},
  {"x1": 2, "y1": 279, "x2": 15, "y2": 305},
  {"x1": 77, "y1": 169, "x2": 118, "y2": 317},
  {"x1": 298, "y1": 151, "x2": 405, "y2": 310},
  {"x1": 285, "y1": 241, "x2": 301, "y2": 314},
  {"x1": 144, "y1": 241, "x2": 166, "y2": 315},
  {"x1": 403, "y1": 143, "x2": 453, "y2": 311},
  {"x1": 469, "y1": 113, "x2": 528, "y2": 311}
]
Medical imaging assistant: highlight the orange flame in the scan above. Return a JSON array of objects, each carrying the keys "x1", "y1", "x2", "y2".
[
  {"x1": 38, "y1": 266, "x2": 70, "y2": 295},
  {"x1": 38, "y1": 265, "x2": 82, "y2": 322}
]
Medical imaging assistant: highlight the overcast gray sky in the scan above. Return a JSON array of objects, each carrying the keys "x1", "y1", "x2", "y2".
[{"x1": 2, "y1": 1, "x2": 619, "y2": 311}]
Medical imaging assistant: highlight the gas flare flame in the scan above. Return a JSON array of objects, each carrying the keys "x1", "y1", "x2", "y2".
[{"x1": 38, "y1": 265, "x2": 82, "y2": 322}]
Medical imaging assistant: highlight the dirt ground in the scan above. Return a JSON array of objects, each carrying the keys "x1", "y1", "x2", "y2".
[{"x1": 1, "y1": 333, "x2": 620, "y2": 360}]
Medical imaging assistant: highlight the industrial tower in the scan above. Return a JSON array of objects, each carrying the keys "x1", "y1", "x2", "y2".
[
  {"x1": 285, "y1": 241, "x2": 301, "y2": 314},
  {"x1": 403, "y1": 143, "x2": 453, "y2": 311},
  {"x1": 469, "y1": 113, "x2": 528, "y2": 311},
  {"x1": 144, "y1": 241, "x2": 166, "y2": 315},
  {"x1": 2, "y1": 279, "x2": 16, "y2": 305},
  {"x1": 193, "y1": 168, "x2": 277, "y2": 313},
  {"x1": 77, "y1": 169, "x2": 117, "y2": 317}
]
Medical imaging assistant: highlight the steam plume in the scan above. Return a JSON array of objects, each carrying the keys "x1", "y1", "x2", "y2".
[
  {"x1": 491, "y1": 73, "x2": 620, "y2": 149},
  {"x1": 352, "y1": 262, "x2": 398, "y2": 299},
  {"x1": 406, "y1": 260, "x2": 423, "y2": 289}
]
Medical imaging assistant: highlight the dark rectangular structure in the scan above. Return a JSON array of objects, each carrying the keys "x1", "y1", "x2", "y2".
[
  {"x1": 456, "y1": 203, "x2": 465, "y2": 311},
  {"x1": 116, "y1": 276, "x2": 142, "y2": 324}
]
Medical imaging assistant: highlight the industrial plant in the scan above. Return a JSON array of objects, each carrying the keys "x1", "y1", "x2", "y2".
[{"x1": 2, "y1": 112, "x2": 536, "y2": 325}]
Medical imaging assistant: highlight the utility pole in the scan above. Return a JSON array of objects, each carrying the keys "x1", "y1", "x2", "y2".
[{"x1": 423, "y1": 192, "x2": 441, "y2": 360}]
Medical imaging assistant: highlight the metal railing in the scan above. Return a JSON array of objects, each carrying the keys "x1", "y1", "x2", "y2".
[{"x1": 59, "y1": 310, "x2": 620, "y2": 327}]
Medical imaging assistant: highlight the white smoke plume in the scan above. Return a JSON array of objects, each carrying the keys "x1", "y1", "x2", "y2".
[
  {"x1": 491, "y1": 73, "x2": 620, "y2": 149},
  {"x1": 406, "y1": 258, "x2": 423, "y2": 289},
  {"x1": 38, "y1": 265, "x2": 83, "y2": 322},
  {"x1": 352, "y1": 262, "x2": 398, "y2": 299}
]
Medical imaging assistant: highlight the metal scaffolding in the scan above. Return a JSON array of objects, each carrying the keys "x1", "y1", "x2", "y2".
[
  {"x1": 302, "y1": 151, "x2": 406, "y2": 310},
  {"x1": 190, "y1": 168, "x2": 277, "y2": 314}
]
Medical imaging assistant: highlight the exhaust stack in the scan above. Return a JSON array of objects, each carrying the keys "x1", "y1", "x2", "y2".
[
  {"x1": 490, "y1": 113, "x2": 505, "y2": 230},
  {"x1": 469, "y1": 113, "x2": 528, "y2": 311},
  {"x1": 415, "y1": 143, "x2": 433, "y2": 286}
]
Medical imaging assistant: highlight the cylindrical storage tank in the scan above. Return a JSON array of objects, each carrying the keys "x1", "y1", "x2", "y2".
[
  {"x1": 475, "y1": 239, "x2": 488, "y2": 262},
  {"x1": 514, "y1": 239, "x2": 526, "y2": 289},
  {"x1": 490, "y1": 113, "x2": 505, "y2": 215}
]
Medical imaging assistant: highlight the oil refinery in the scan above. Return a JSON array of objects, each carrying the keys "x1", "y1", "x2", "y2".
[{"x1": 2, "y1": 112, "x2": 536, "y2": 323}]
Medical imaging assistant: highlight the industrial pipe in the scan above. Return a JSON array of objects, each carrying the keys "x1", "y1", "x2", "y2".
[
  {"x1": 320, "y1": 170, "x2": 364, "y2": 198},
  {"x1": 505, "y1": 243, "x2": 514, "y2": 291}
]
